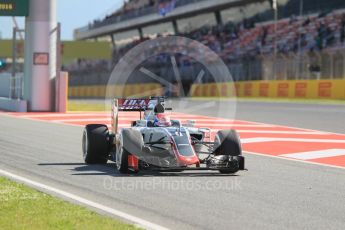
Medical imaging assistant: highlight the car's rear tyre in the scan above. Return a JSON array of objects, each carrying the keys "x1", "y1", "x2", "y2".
[{"x1": 82, "y1": 124, "x2": 109, "y2": 164}]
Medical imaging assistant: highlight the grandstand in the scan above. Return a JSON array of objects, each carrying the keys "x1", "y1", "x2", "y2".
[{"x1": 69, "y1": 0, "x2": 345, "y2": 94}]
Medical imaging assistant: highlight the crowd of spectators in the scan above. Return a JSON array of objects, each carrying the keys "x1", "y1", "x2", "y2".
[
  {"x1": 90, "y1": 0, "x2": 155, "y2": 29},
  {"x1": 72, "y1": 12, "x2": 345, "y2": 72},
  {"x1": 89, "y1": 0, "x2": 189, "y2": 29},
  {"x1": 68, "y1": 9, "x2": 345, "y2": 75},
  {"x1": 106, "y1": 0, "x2": 155, "y2": 20},
  {"x1": 189, "y1": 11, "x2": 345, "y2": 63},
  {"x1": 107, "y1": 10, "x2": 345, "y2": 67}
]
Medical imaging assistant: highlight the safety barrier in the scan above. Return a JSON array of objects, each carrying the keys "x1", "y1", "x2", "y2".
[
  {"x1": 68, "y1": 83, "x2": 163, "y2": 98},
  {"x1": 190, "y1": 80, "x2": 345, "y2": 100},
  {"x1": 69, "y1": 80, "x2": 345, "y2": 100}
]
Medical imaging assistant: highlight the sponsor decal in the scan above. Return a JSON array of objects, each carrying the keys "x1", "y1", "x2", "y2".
[
  {"x1": 221, "y1": 84, "x2": 228, "y2": 97},
  {"x1": 259, "y1": 83, "x2": 269, "y2": 97},
  {"x1": 210, "y1": 85, "x2": 217, "y2": 97},
  {"x1": 318, "y1": 82, "x2": 332, "y2": 97},
  {"x1": 295, "y1": 82, "x2": 307, "y2": 97},
  {"x1": 194, "y1": 85, "x2": 201, "y2": 97},
  {"x1": 33, "y1": 52, "x2": 49, "y2": 65},
  {"x1": 118, "y1": 99, "x2": 151, "y2": 110},
  {"x1": 235, "y1": 83, "x2": 241, "y2": 96},
  {"x1": 244, "y1": 83, "x2": 252, "y2": 96},
  {"x1": 203, "y1": 85, "x2": 209, "y2": 96},
  {"x1": 277, "y1": 83, "x2": 289, "y2": 97}
]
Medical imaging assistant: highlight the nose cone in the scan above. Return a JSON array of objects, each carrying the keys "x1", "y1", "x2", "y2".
[{"x1": 177, "y1": 154, "x2": 199, "y2": 166}]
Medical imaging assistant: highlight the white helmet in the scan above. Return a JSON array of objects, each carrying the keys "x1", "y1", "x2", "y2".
[{"x1": 144, "y1": 103, "x2": 155, "y2": 120}]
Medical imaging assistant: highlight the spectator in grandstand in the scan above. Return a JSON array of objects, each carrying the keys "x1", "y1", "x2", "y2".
[
  {"x1": 260, "y1": 26, "x2": 268, "y2": 46},
  {"x1": 158, "y1": 0, "x2": 177, "y2": 16},
  {"x1": 303, "y1": 17, "x2": 311, "y2": 27},
  {"x1": 289, "y1": 14, "x2": 298, "y2": 24},
  {"x1": 308, "y1": 49, "x2": 321, "y2": 79},
  {"x1": 316, "y1": 22, "x2": 328, "y2": 50}
]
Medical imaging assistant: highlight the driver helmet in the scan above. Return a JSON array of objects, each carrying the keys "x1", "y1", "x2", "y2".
[{"x1": 154, "y1": 113, "x2": 172, "y2": 127}]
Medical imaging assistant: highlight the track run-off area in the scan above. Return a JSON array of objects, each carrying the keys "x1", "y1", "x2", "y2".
[
  {"x1": 4, "y1": 110, "x2": 345, "y2": 169},
  {"x1": 1, "y1": 100, "x2": 345, "y2": 230}
]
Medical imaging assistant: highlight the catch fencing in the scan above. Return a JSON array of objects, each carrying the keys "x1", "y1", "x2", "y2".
[{"x1": 228, "y1": 49, "x2": 345, "y2": 81}]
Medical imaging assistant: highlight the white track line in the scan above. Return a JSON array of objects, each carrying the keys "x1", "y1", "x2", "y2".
[
  {"x1": 245, "y1": 151, "x2": 345, "y2": 170},
  {"x1": 281, "y1": 149, "x2": 345, "y2": 160},
  {"x1": 241, "y1": 137, "x2": 345, "y2": 144},
  {"x1": 0, "y1": 169, "x2": 169, "y2": 230},
  {"x1": 237, "y1": 130, "x2": 326, "y2": 134},
  {"x1": 236, "y1": 119, "x2": 345, "y2": 137}
]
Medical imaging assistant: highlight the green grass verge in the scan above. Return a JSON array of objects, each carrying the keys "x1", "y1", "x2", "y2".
[{"x1": 0, "y1": 177, "x2": 140, "y2": 230}]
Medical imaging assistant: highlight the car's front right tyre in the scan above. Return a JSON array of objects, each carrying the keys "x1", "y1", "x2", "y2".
[{"x1": 214, "y1": 130, "x2": 242, "y2": 174}]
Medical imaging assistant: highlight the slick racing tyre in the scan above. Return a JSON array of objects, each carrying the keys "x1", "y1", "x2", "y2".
[
  {"x1": 82, "y1": 124, "x2": 109, "y2": 164},
  {"x1": 116, "y1": 129, "x2": 142, "y2": 174},
  {"x1": 214, "y1": 130, "x2": 242, "y2": 156},
  {"x1": 214, "y1": 130, "x2": 242, "y2": 174},
  {"x1": 116, "y1": 139, "x2": 130, "y2": 173}
]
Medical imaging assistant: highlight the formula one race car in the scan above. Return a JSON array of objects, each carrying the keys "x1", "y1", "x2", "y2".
[{"x1": 82, "y1": 97, "x2": 245, "y2": 174}]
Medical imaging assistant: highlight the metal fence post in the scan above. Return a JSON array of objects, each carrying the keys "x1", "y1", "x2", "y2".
[
  {"x1": 342, "y1": 50, "x2": 345, "y2": 79},
  {"x1": 55, "y1": 23, "x2": 62, "y2": 112},
  {"x1": 11, "y1": 28, "x2": 17, "y2": 99},
  {"x1": 330, "y1": 51, "x2": 334, "y2": 79}
]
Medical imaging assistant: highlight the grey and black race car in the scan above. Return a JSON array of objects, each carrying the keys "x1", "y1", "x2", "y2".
[{"x1": 82, "y1": 97, "x2": 245, "y2": 174}]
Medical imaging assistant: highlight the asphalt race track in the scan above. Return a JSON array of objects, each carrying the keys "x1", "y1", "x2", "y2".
[{"x1": 1, "y1": 100, "x2": 345, "y2": 230}]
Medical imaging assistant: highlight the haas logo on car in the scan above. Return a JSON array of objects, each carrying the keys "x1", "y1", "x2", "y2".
[{"x1": 119, "y1": 99, "x2": 151, "y2": 109}]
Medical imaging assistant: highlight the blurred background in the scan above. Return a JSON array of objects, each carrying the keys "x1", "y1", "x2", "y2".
[{"x1": 1, "y1": 0, "x2": 345, "y2": 100}]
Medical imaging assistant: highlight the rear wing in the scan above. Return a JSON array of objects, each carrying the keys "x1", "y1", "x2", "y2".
[
  {"x1": 111, "y1": 97, "x2": 171, "y2": 133},
  {"x1": 117, "y1": 98, "x2": 152, "y2": 111}
]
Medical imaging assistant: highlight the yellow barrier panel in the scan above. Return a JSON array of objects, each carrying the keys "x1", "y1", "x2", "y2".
[
  {"x1": 234, "y1": 83, "x2": 241, "y2": 97},
  {"x1": 74, "y1": 87, "x2": 79, "y2": 98},
  {"x1": 190, "y1": 80, "x2": 345, "y2": 99},
  {"x1": 69, "y1": 80, "x2": 345, "y2": 100},
  {"x1": 68, "y1": 87, "x2": 74, "y2": 97},
  {"x1": 258, "y1": 82, "x2": 270, "y2": 97},
  {"x1": 69, "y1": 84, "x2": 163, "y2": 98},
  {"x1": 99, "y1": 85, "x2": 106, "y2": 98},
  {"x1": 0, "y1": 40, "x2": 111, "y2": 60}
]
